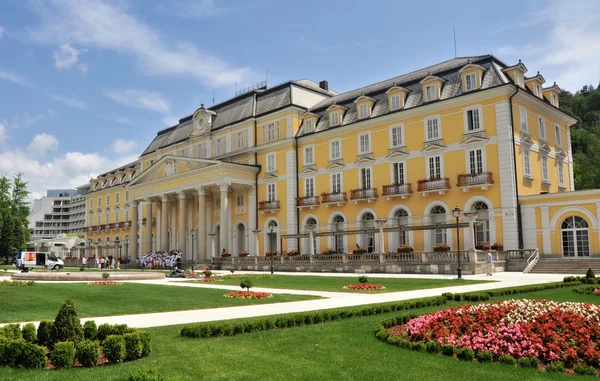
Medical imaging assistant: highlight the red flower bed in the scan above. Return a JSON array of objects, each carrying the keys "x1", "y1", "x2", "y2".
[
  {"x1": 224, "y1": 291, "x2": 273, "y2": 299},
  {"x1": 388, "y1": 300, "x2": 600, "y2": 370},
  {"x1": 343, "y1": 284, "x2": 386, "y2": 290},
  {"x1": 89, "y1": 281, "x2": 122, "y2": 285},
  {"x1": 196, "y1": 278, "x2": 221, "y2": 283}
]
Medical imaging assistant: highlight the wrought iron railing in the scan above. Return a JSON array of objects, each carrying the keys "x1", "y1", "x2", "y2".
[
  {"x1": 296, "y1": 196, "x2": 320, "y2": 207},
  {"x1": 258, "y1": 200, "x2": 280, "y2": 211},
  {"x1": 321, "y1": 192, "x2": 347, "y2": 204},
  {"x1": 350, "y1": 188, "x2": 378, "y2": 200},
  {"x1": 382, "y1": 183, "x2": 412, "y2": 197},
  {"x1": 417, "y1": 178, "x2": 450, "y2": 192},
  {"x1": 457, "y1": 172, "x2": 494, "y2": 187}
]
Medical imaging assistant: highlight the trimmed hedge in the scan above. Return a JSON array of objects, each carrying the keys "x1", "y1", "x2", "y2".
[
  {"x1": 103, "y1": 335, "x2": 126, "y2": 363},
  {"x1": 139, "y1": 331, "x2": 152, "y2": 357},
  {"x1": 0, "y1": 323, "x2": 22, "y2": 340},
  {"x1": 21, "y1": 342, "x2": 47, "y2": 369},
  {"x1": 50, "y1": 341, "x2": 75, "y2": 368},
  {"x1": 37, "y1": 321, "x2": 53, "y2": 346},
  {"x1": 83, "y1": 320, "x2": 98, "y2": 340},
  {"x1": 22, "y1": 323, "x2": 38, "y2": 343},
  {"x1": 572, "y1": 286, "x2": 600, "y2": 295},
  {"x1": 180, "y1": 297, "x2": 447, "y2": 339},
  {"x1": 76, "y1": 340, "x2": 100, "y2": 368},
  {"x1": 442, "y1": 281, "x2": 581, "y2": 302},
  {"x1": 124, "y1": 332, "x2": 143, "y2": 360}
]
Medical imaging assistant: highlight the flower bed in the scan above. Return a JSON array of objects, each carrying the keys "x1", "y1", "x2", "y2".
[
  {"x1": 196, "y1": 278, "x2": 222, "y2": 283},
  {"x1": 224, "y1": 291, "x2": 273, "y2": 299},
  {"x1": 343, "y1": 284, "x2": 386, "y2": 290},
  {"x1": 88, "y1": 281, "x2": 122, "y2": 285},
  {"x1": 384, "y1": 299, "x2": 600, "y2": 372},
  {"x1": 572, "y1": 286, "x2": 600, "y2": 295}
]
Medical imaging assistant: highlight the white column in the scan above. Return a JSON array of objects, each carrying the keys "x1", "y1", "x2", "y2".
[
  {"x1": 130, "y1": 201, "x2": 138, "y2": 261},
  {"x1": 143, "y1": 199, "x2": 152, "y2": 253},
  {"x1": 205, "y1": 192, "x2": 212, "y2": 256},
  {"x1": 160, "y1": 195, "x2": 168, "y2": 251},
  {"x1": 253, "y1": 229, "x2": 262, "y2": 257},
  {"x1": 219, "y1": 183, "x2": 230, "y2": 253},
  {"x1": 197, "y1": 187, "x2": 206, "y2": 260},
  {"x1": 308, "y1": 227, "x2": 315, "y2": 255},
  {"x1": 178, "y1": 192, "x2": 187, "y2": 257},
  {"x1": 540, "y1": 206, "x2": 551, "y2": 254},
  {"x1": 247, "y1": 185, "x2": 257, "y2": 256},
  {"x1": 376, "y1": 220, "x2": 386, "y2": 254},
  {"x1": 227, "y1": 187, "x2": 233, "y2": 254}
]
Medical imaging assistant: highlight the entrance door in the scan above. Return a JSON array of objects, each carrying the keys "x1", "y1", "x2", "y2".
[{"x1": 562, "y1": 216, "x2": 590, "y2": 257}]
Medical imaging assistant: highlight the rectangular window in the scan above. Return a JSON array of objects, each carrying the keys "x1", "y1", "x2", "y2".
[
  {"x1": 216, "y1": 197, "x2": 221, "y2": 210},
  {"x1": 262, "y1": 126, "x2": 266, "y2": 142},
  {"x1": 390, "y1": 94, "x2": 401, "y2": 111},
  {"x1": 330, "y1": 140, "x2": 341, "y2": 160},
  {"x1": 124, "y1": 210, "x2": 129, "y2": 222},
  {"x1": 105, "y1": 214, "x2": 109, "y2": 224},
  {"x1": 305, "y1": 177, "x2": 315, "y2": 197},
  {"x1": 115, "y1": 212, "x2": 119, "y2": 224},
  {"x1": 268, "y1": 123, "x2": 275, "y2": 141},
  {"x1": 425, "y1": 84, "x2": 436, "y2": 101},
  {"x1": 516, "y1": 72, "x2": 524, "y2": 87},
  {"x1": 106, "y1": 195, "x2": 110, "y2": 206},
  {"x1": 520, "y1": 108, "x2": 528, "y2": 133},
  {"x1": 237, "y1": 131, "x2": 244, "y2": 149},
  {"x1": 304, "y1": 146, "x2": 314, "y2": 165},
  {"x1": 90, "y1": 199, "x2": 94, "y2": 209},
  {"x1": 330, "y1": 112, "x2": 340, "y2": 126},
  {"x1": 466, "y1": 108, "x2": 481, "y2": 131},
  {"x1": 360, "y1": 167, "x2": 372, "y2": 189},
  {"x1": 555, "y1": 125, "x2": 562, "y2": 148},
  {"x1": 392, "y1": 162, "x2": 405, "y2": 184},
  {"x1": 125, "y1": 191, "x2": 129, "y2": 202},
  {"x1": 267, "y1": 153, "x2": 276, "y2": 172},
  {"x1": 428, "y1": 156, "x2": 442, "y2": 179},
  {"x1": 390, "y1": 125, "x2": 403, "y2": 147},
  {"x1": 97, "y1": 215, "x2": 101, "y2": 225},
  {"x1": 276, "y1": 121, "x2": 280, "y2": 139},
  {"x1": 115, "y1": 193, "x2": 120, "y2": 205},
  {"x1": 539, "y1": 117, "x2": 546, "y2": 141},
  {"x1": 558, "y1": 162, "x2": 565, "y2": 186},
  {"x1": 468, "y1": 148, "x2": 484, "y2": 174},
  {"x1": 465, "y1": 73, "x2": 476, "y2": 91},
  {"x1": 215, "y1": 138, "x2": 222, "y2": 154},
  {"x1": 98, "y1": 197, "x2": 102, "y2": 208},
  {"x1": 541, "y1": 155, "x2": 549, "y2": 182},
  {"x1": 523, "y1": 149, "x2": 531, "y2": 177},
  {"x1": 359, "y1": 133, "x2": 371, "y2": 154},
  {"x1": 331, "y1": 173, "x2": 342, "y2": 193},
  {"x1": 236, "y1": 194, "x2": 244, "y2": 208},
  {"x1": 359, "y1": 103, "x2": 369, "y2": 119},
  {"x1": 305, "y1": 119, "x2": 313, "y2": 133},
  {"x1": 267, "y1": 183, "x2": 276, "y2": 202},
  {"x1": 426, "y1": 117, "x2": 440, "y2": 140},
  {"x1": 552, "y1": 94, "x2": 558, "y2": 107}
]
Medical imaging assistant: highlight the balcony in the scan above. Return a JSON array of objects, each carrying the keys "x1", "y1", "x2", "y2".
[
  {"x1": 296, "y1": 196, "x2": 320, "y2": 210},
  {"x1": 258, "y1": 200, "x2": 280, "y2": 214},
  {"x1": 417, "y1": 177, "x2": 451, "y2": 196},
  {"x1": 382, "y1": 183, "x2": 412, "y2": 200},
  {"x1": 321, "y1": 192, "x2": 347, "y2": 207},
  {"x1": 457, "y1": 172, "x2": 494, "y2": 191},
  {"x1": 350, "y1": 188, "x2": 378, "y2": 203}
]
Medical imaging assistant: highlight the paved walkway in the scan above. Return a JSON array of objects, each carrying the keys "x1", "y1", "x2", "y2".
[{"x1": 1, "y1": 271, "x2": 568, "y2": 329}]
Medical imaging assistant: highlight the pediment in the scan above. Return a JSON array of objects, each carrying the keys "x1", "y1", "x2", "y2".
[
  {"x1": 520, "y1": 135, "x2": 533, "y2": 146},
  {"x1": 461, "y1": 134, "x2": 489, "y2": 146},
  {"x1": 326, "y1": 161, "x2": 345, "y2": 170},
  {"x1": 386, "y1": 148, "x2": 408, "y2": 159},
  {"x1": 539, "y1": 143, "x2": 551, "y2": 153},
  {"x1": 555, "y1": 150, "x2": 566, "y2": 160},
  {"x1": 127, "y1": 155, "x2": 220, "y2": 187},
  {"x1": 422, "y1": 142, "x2": 446, "y2": 153},
  {"x1": 300, "y1": 167, "x2": 318, "y2": 176},
  {"x1": 264, "y1": 172, "x2": 279, "y2": 180},
  {"x1": 354, "y1": 156, "x2": 375, "y2": 165}
]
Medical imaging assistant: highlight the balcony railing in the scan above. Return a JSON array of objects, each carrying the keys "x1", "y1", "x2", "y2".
[
  {"x1": 350, "y1": 188, "x2": 378, "y2": 203},
  {"x1": 258, "y1": 200, "x2": 280, "y2": 213},
  {"x1": 417, "y1": 178, "x2": 451, "y2": 194},
  {"x1": 296, "y1": 196, "x2": 320, "y2": 209},
  {"x1": 382, "y1": 183, "x2": 412, "y2": 200},
  {"x1": 321, "y1": 192, "x2": 347, "y2": 206},
  {"x1": 457, "y1": 172, "x2": 494, "y2": 191}
]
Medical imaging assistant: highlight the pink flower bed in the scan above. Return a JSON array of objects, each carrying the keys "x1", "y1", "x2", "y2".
[
  {"x1": 88, "y1": 281, "x2": 122, "y2": 285},
  {"x1": 224, "y1": 291, "x2": 273, "y2": 299},
  {"x1": 388, "y1": 300, "x2": 600, "y2": 368},
  {"x1": 343, "y1": 284, "x2": 386, "y2": 290}
]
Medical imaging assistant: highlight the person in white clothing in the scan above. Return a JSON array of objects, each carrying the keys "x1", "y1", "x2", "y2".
[{"x1": 486, "y1": 251, "x2": 493, "y2": 276}]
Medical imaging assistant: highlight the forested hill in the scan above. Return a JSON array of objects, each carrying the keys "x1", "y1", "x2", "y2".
[{"x1": 559, "y1": 85, "x2": 600, "y2": 190}]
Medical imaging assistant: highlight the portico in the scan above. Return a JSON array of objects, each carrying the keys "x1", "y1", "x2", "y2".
[{"x1": 126, "y1": 156, "x2": 260, "y2": 260}]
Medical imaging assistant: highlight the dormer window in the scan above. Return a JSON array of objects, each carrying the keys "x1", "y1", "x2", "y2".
[
  {"x1": 358, "y1": 103, "x2": 370, "y2": 119},
  {"x1": 386, "y1": 86, "x2": 408, "y2": 112},
  {"x1": 465, "y1": 73, "x2": 477, "y2": 91},
  {"x1": 535, "y1": 85, "x2": 542, "y2": 97},
  {"x1": 459, "y1": 63, "x2": 484, "y2": 93},
  {"x1": 330, "y1": 111, "x2": 340, "y2": 126},
  {"x1": 390, "y1": 94, "x2": 401, "y2": 111},
  {"x1": 305, "y1": 119, "x2": 314, "y2": 133},
  {"x1": 551, "y1": 94, "x2": 558, "y2": 107},
  {"x1": 425, "y1": 84, "x2": 437, "y2": 101}
]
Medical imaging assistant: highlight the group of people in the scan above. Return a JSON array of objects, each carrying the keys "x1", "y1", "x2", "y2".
[
  {"x1": 139, "y1": 250, "x2": 182, "y2": 269},
  {"x1": 82, "y1": 256, "x2": 119, "y2": 270}
]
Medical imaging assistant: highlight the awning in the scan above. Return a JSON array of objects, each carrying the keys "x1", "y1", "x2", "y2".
[{"x1": 281, "y1": 222, "x2": 471, "y2": 239}]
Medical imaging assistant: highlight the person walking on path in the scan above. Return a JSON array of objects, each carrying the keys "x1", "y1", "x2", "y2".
[
  {"x1": 81, "y1": 256, "x2": 87, "y2": 269},
  {"x1": 486, "y1": 250, "x2": 493, "y2": 276}
]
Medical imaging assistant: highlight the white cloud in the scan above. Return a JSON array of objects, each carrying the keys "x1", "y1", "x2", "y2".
[
  {"x1": 77, "y1": 63, "x2": 88, "y2": 73},
  {"x1": 10, "y1": 109, "x2": 56, "y2": 129},
  {"x1": 0, "y1": 123, "x2": 6, "y2": 143},
  {"x1": 116, "y1": 117, "x2": 133, "y2": 126},
  {"x1": 28, "y1": 0, "x2": 254, "y2": 87},
  {"x1": 105, "y1": 89, "x2": 170, "y2": 113},
  {"x1": 155, "y1": 0, "x2": 243, "y2": 18},
  {"x1": 53, "y1": 43, "x2": 86, "y2": 69},
  {"x1": 161, "y1": 115, "x2": 179, "y2": 127},
  {"x1": 48, "y1": 94, "x2": 86, "y2": 110},
  {"x1": 27, "y1": 133, "x2": 59, "y2": 157},
  {"x1": 0, "y1": 69, "x2": 29, "y2": 87},
  {"x1": 492, "y1": 0, "x2": 600, "y2": 92},
  {"x1": 112, "y1": 138, "x2": 137, "y2": 154}
]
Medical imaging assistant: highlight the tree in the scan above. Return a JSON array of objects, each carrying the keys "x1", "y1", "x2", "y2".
[{"x1": 0, "y1": 173, "x2": 31, "y2": 263}]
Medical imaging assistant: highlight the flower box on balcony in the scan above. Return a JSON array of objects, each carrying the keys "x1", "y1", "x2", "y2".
[
  {"x1": 352, "y1": 249, "x2": 367, "y2": 255},
  {"x1": 433, "y1": 247, "x2": 450, "y2": 252},
  {"x1": 239, "y1": 252, "x2": 249, "y2": 257},
  {"x1": 397, "y1": 245, "x2": 414, "y2": 253},
  {"x1": 382, "y1": 183, "x2": 412, "y2": 200},
  {"x1": 265, "y1": 251, "x2": 278, "y2": 257},
  {"x1": 286, "y1": 250, "x2": 299, "y2": 256},
  {"x1": 457, "y1": 172, "x2": 494, "y2": 192},
  {"x1": 491, "y1": 244, "x2": 504, "y2": 251},
  {"x1": 221, "y1": 253, "x2": 231, "y2": 258},
  {"x1": 417, "y1": 177, "x2": 450, "y2": 196},
  {"x1": 321, "y1": 192, "x2": 348, "y2": 207},
  {"x1": 350, "y1": 188, "x2": 378, "y2": 204}
]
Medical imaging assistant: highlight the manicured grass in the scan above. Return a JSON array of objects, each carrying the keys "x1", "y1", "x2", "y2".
[
  {"x1": 0, "y1": 286, "x2": 595, "y2": 380},
  {"x1": 0, "y1": 283, "x2": 317, "y2": 323},
  {"x1": 193, "y1": 273, "x2": 491, "y2": 293}
]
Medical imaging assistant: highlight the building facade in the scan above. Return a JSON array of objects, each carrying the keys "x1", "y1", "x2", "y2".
[
  {"x1": 30, "y1": 185, "x2": 89, "y2": 240},
  {"x1": 85, "y1": 54, "x2": 597, "y2": 261}
]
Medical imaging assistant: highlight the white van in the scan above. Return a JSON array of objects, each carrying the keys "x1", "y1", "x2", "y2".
[{"x1": 15, "y1": 252, "x2": 64, "y2": 272}]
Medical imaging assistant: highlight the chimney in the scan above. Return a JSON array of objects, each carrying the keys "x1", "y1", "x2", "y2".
[{"x1": 319, "y1": 80, "x2": 329, "y2": 91}]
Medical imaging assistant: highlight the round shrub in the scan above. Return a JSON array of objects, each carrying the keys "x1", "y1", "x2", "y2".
[
  {"x1": 129, "y1": 368, "x2": 164, "y2": 381},
  {"x1": 0, "y1": 323, "x2": 22, "y2": 340},
  {"x1": 124, "y1": 332, "x2": 143, "y2": 360},
  {"x1": 97, "y1": 323, "x2": 114, "y2": 341},
  {"x1": 574, "y1": 364, "x2": 597, "y2": 376},
  {"x1": 410, "y1": 341, "x2": 426, "y2": 352},
  {"x1": 21, "y1": 342, "x2": 47, "y2": 369},
  {"x1": 138, "y1": 331, "x2": 152, "y2": 357},
  {"x1": 518, "y1": 355, "x2": 538, "y2": 369},
  {"x1": 83, "y1": 320, "x2": 97, "y2": 340},
  {"x1": 476, "y1": 350, "x2": 493, "y2": 363},
  {"x1": 441, "y1": 344, "x2": 455, "y2": 356},
  {"x1": 50, "y1": 341, "x2": 75, "y2": 368},
  {"x1": 546, "y1": 361, "x2": 566, "y2": 373},
  {"x1": 22, "y1": 323, "x2": 37, "y2": 343},
  {"x1": 3, "y1": 339, "x2": 24, "y2": 367},
  {"x1": 425, "y1": 340, "x2": 441, "y2": 354},
  {"x1": 52, "y1": 299, "x2": 83, "y2": 345},
  {"x1": 103, "y1": 335, "x2": 126, "y2": 363},
  {"x1": 37, "y1": 321, "x2": 53, "y2": 346},
  {"x1": 240, "y1": 279, "x2": 253, "y2": 291},
  {"x1": 358, "y1": 275, "x2": 369, "y2": 284},
  {"x1": 456, "y1": 347, "x2": 475, "y2": 361},
  {"x1": 76, "y1": 340, "x2": 99, "y2": 367}
]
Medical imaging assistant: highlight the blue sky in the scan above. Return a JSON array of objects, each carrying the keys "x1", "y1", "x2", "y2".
[{"x1": 0, "y1": 0, "x2": 599, "y2": 200}]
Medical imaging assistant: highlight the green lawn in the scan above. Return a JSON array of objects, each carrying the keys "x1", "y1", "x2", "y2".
[
  {"x1": 0, "y1": 286, "x2": 594, "y2": 381},
  {"x1": 193, "y1": 273, "x2": 491, "y2": 293},
  {"x1": 0, "y1": 283, "x2": 317, "y2": 323}
]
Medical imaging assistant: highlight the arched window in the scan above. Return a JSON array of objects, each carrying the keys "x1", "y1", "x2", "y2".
[
  {"x1": 394, "y1": 209, "x2": 409, "y2": 246},
  {"x1": 333, "y1": 215, "x2": 345, "y2": 254},
  {"x1": 306, "y1": 218, "x2": 317, "y2": 254},
  {"x1": 431, "y1": 206, "x2": 447, "y2": 245},
  {"x1": 362, "y1": 212, "x2": 376, "y2": 253},
  {"x1": 267, "y1": 221, "x2": 278, "y2": 254},
  {"x1": 472, "y1": 201, "x2": 490, "y2": 246},
  {"x1": 562, "y1": 216, "x2": 590, "y2": 257},
  {"x1": 114, "y1": 236, "x2": 121, "y2": 259},
  {"x1": 105, "y1": 237, "x2": 111, "y2": 258}
]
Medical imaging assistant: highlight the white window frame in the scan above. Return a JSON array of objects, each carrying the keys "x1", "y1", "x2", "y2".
[
  {"x1": 330, "y1": 111, "x2": 340, "y2": 126},
  {"x1": 97, "y1": 215, "x2": 101, "y2": 225},
  {"x1": 215, "y1": 137, "x2": 222, "y2": 154},
  {"x1": 124, "y1": 210, "x2": 129, "y2": 223},
  {"x1": 267, "y1": 123, "x2": 275, "y2": 141},
  {"x1": 304, "y1": 119, "x2": 314, "y2": 133},
  {"x1": 515, "y1": 71, "x2": 524, "y2": 87},
  {"x1": 98, "y1": 197, "x2": 102, "y2": 208},
  {"x1": 391, "y1": 161, "x2": 406, "y2": 185},
  {"x1": 267, "y1": 183, "x2": 277, "y2": 202},
  {"x1": 236, "y1": 193, "x2": 245, "y2": 208},
  {"x1": 359, "y1": 167, "x2": 372, "y2": 189},
  {"x1": 237, "y1": 131, "x2": 244, "y2": 149},
  {"x1": 106, "y1": 195, "x2": 110, "y2": 206},
  {"x1": 538, "y1": 116, "x2": 546, "y2": 141},
  {"x1": 555, "y1": 125, "x2": 562, "y2": 148},
  {"x1": 115, "y1": 211, "x2": 119, "y2": 224},
  {"x1": 464, "y1": 73, "x2": 477, "y2": 91},
  {"x1": 331, "y1": 172, "x2": 342, "y2": 194},
  {"x1": 359, "y1": 103, "x2": 369, "y2": 119},
  {"x1": 466, "y1": 147, "x2": 486, "y2": 174},
  {"x1": 115, "y1": 193, "x2": 120, "y2": 205},
  {"x1": 558, "y1": 160, "x2": 565, "y2": 187},
  {"x1": 276, "y1": 121, "x2": 280, "y2": 139},
  {"x1": 389, "y1": 124, "x2": 404, "y2": 148},
  {"x1": 520, "y1": 107, "x2": 528, "y2": 133},
  {"x1": 390, "y1": 94, "x2": 401, "y2": 111},
  {"x1": 427, "y1": 155, "x2": 443, "y2": 179},
  {"x1": 304, "y1": 145, "x2": 315, "y2": 166},
  {"x1": 523, "y1": 148, "x2": 532, "y2": 178},
  {"x1": 424, "y1": 116, "x2": 441, "y2": 141},
  {"x1": 304, "y1": 177, "x2": 315, "y2": 197},
  {"x1": 330, "y1": 139, "x2": 341, "y2": 160},
  {"x1": 541, "y1": 155, "x2": 549, "y2": 183},
  {"x1": 266, "y1": 153, "x2": 276, "y2": 173},
  {"x1": 358, "y1": 132, "x2": 371, "y2": 154},
  {"x1": 464, "y1": 105, "x2": 483, "y2": 133},
  {"x1": 125, "y1": 190, "x2": 129, "y2": 202},
  {"x1": 425, "y1": 84, "x2": 437, "y2": 101}
]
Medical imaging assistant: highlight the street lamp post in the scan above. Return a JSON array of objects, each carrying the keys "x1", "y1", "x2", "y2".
[
  {"x1": 269, "y1": 224, "x2": 274, "y2": 275},
  {"x1": 452, "y1": 206, "x2": 462, "y2": 279},
  {"x1": 191, "y1": 230, "x2": 196, "y2": 271}
]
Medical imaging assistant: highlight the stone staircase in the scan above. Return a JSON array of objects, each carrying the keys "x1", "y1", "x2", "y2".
[{"x1": 529, "y1": 258, "x2": 600, "y2": 274}]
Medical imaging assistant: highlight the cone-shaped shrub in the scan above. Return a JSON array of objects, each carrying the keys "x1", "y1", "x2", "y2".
[
  {"x1": 83, "y1": 321, "x2": 97, "y2": 340},
  {"x1": 37, "y1": 321, "x2": 53, "y2": 346},
  {"x1": 22, "y1": 323, "x2": 37, "y2": 343},
  {"x1": 52, "y1": 299, "x2": 83, "y2": 345}
]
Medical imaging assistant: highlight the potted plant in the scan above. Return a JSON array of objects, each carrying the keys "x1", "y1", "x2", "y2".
[
  {"x1": 433, "y1": 243, "x2": 450, "y2": 252},
  {"x1": 328, "y1": 248, "x2": 337, "y2": 255},
  {"x1": 475, "y1": 241, "x2": 491, "y2": 251},
  {"x1": 221, "y1": 251, "x2": 231, "y2": 258},
  {"x1": 491, "y1": 242, "x2": 504, "y2": 251},
  {"x1": 321, "y1": 249, "x2": 330, "y2": 255},
  {"x1": 265, "y1": 251, "x2": 277, "y2": 257},
  {"x1": 352, "y1": 246, "x2": 366, "y2": 255},
  {"x1": 397, "y1": 244, "x2": 414, "y2": 253},
  {"x1": 239, "y1": 251, "x2": 249, "y2": 257},
  {"x1": 286, "y1": 250, "x2": 299, "y2": 256}
]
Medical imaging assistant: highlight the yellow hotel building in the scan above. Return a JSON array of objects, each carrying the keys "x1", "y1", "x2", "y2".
[{"x1": 85, "y1": 54, "x2": 600, "y2": 265}]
